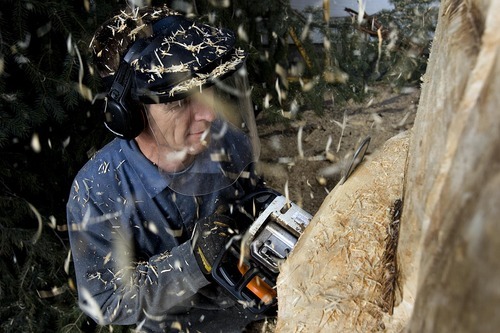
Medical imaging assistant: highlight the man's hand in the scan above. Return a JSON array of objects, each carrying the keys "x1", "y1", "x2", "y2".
[{"x1": 191, "y1": 215, "x2": 236, "y2": 275}]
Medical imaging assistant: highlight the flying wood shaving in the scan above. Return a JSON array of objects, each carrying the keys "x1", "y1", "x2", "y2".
[
  {"x1": 66, "y1": 34, "x2": 73, "y2": 55},
  {"x1": 36, "y1": 21, "x2": 52, "y2": 38},
  {"x1": 297, "y1": 126, "x2": 304, "y2": 159},
  {"x1": 83, "y1": 0, "x2": 90, "y2": 12},
  {"x1": 136, "y1": 319, "x2": 147, "y2": 331},
  {"x1": 299, "y1": 76, "x2": 318, "y2": 92},
  {"x1": 37, "y1": 285, "x2": 67, "y2": 298},
  {"x1": 375, "y1": 27, "x2": 384, "y2": 75},
  {"x1": 143, "y1": 308, "x2": 168, "y2": 321},
  {"x1": 325, "y1": 135, "x2": 337, "y2": 162},
  {"x1": 301, "y1": 14, "x2": 313, "y2": 41},
  {"x1": 147, "y1": 221, "x2": 159, "y2": 234},
  {"x1": 333, "y1": 110, "x2": 349, "y2": 152},
  {"x1": 237, "y1": 24, "x2": 249, "y2": 42},
  {"x1": 209, "y1": 0, "x2": 231, "y2": 8},
  {"x1": 318, "y1": 162, "x2": 343, "y2": 178},
  {"x1": 47, "y1": 215, "x2": 56, "y2": 229},
  {"x1": 275, "y1": 78, "x2": 283, "y2": 105},
  {"x1": 394, "y1": 110, "x2": 412, "y2": 129},
  {"x1": 371, "y1": 112, "x2": 383, "y2": 126},
  {"x1": 170, "y1": 321, "x2": 183, "y2": 331},
  {"x1": 28, "y1": 202, "x2": 43, "y2": 244},
  {"x1": 79, "y1": 288, "x2": 105, "y2": 324},
  {"x1": 103, "y1": 251, "x2": 112, "y2": 265},
  {"x1": 113, "y1": 230, "x2": 134, "y2": 286},
  {"x1": 31, "y1": 133, "x2": 41, "y2": 153},
  {"x1": 264, "y1": 93, "x2": 271, "y2": 108},
  {"x1": 210, "y1": 152, "x2": 231, "y2": 162},
  {"x1": 64, "y1": 249, "x2": 72, "y2": 274},
  {"x1": 73, "y1": 42, "x2": 93, "y2": 101},
  {"x1": 357, "y1": 0, "x2": 367, "y2": 25},
  {"x1": 325, "y1": 135, "x2": 332, "y2": 155},
  {"x1": 275, "y1": 64, "x2": 288, "y2": 89}
]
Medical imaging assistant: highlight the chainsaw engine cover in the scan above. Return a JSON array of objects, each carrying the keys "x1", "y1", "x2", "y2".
[
  {"x1": 249, "y1": 195, "x2": 312, "y2": 273},
  {"x1": 211, "y1": 190, "x2": 312, "y2": 313}
]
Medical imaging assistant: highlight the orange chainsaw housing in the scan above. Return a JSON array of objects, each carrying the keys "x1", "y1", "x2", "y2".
[{"x1": 237, "y1": 262, "x2": 276, "y2": 304}]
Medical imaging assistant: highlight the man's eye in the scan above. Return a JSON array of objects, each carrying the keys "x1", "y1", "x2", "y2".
[{"x1": 168, "y1": 99, "x2": 188, "y2": 112}]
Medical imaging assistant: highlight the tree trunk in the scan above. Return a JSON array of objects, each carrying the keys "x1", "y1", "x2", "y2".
[
  {"x1": 275, "y1": 0, "x2": 500, "y2": 331},
  {"x1": 399, "y1": 0, "x2": 500, "y2": 331}
]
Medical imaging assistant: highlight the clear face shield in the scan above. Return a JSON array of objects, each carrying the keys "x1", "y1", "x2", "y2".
[{"x1": 145, "y1": 65, "x2": 260, "y2": 196}]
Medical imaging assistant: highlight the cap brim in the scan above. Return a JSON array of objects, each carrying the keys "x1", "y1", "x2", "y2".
[{"x1": 134, "y1": 47, "x2": 246, "y2": 104}]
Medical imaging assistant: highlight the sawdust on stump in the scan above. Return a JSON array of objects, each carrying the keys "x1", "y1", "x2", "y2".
[{"x1": 275, "y1": 130, "x2": 410, "y2": 333}]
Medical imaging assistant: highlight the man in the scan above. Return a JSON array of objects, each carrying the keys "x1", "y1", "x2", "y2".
[{"x1": 67, "y1": 5, "x2": 269, "y2": 332}]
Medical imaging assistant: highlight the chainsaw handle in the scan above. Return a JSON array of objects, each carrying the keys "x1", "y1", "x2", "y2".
[
  {"x1": 211, "y1": 237, "x2": 277, "y2": 314},
  {"x1": 237, "y1": 263, "x2": 276, "y2": 304}
]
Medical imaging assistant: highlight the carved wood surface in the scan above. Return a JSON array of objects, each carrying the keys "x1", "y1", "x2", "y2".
[{"x1": 275, "y1": 131, "x2": 410, "y2": 332}]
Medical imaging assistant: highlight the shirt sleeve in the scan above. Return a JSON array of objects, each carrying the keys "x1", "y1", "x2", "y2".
[{"x1": 67, "y1": 184, "x2": 210, "y2": 326}]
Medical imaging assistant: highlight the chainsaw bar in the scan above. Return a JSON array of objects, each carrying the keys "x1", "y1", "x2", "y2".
[{"x1": 339, "y1": 136, "x2": 371, "y2": 185}]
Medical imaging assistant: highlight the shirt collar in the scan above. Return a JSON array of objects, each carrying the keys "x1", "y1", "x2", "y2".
[{"x1": 120, "y1": 139, "x2": 170, "y2": 198}]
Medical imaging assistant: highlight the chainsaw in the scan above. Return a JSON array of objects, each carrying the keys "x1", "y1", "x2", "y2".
[
  {"x1": 211, "y1": 137, "x2": 371, "y2": 313},
  {"x1": 211, "y1": 188, "x2": 313, "y2": 313}
]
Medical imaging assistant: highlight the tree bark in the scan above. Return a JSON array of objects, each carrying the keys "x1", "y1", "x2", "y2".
[{"x1": 400, "y1": 0, "x2": 500, "y2": 331}]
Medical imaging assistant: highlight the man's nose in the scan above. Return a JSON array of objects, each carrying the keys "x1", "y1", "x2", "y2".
[{"x1": 191, "y1": 98, "x2": 216, "y2": 122}]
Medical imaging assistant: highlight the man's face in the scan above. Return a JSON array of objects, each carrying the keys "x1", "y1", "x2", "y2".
[{"x1": 146, "y1": 88, "x2": 216, "y2": 157}]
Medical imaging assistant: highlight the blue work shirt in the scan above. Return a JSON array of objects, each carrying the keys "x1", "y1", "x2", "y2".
[{"x1": 66, "y1": 127, "x2": 263, "y2": 332}]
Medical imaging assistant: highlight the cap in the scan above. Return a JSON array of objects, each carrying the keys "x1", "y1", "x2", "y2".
[
  {"x1": 91, "y1": 6, "x2": 246, "y2": 104},
  {"x1": 127, "y1": 14, "x2": 246, "y2": 103}
]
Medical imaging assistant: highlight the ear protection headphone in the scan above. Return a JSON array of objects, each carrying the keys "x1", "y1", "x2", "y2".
[
  {"x1": 103, "y1": 15, "x2": 189, "y2": 139},
  {"x1": 103, "y1": 60, "x2": 146, "y2": 139}
]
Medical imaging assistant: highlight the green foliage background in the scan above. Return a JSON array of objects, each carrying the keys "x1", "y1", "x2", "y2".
[
  {"x1": 0, "y1": 0, "x2": 437, "y2": 331},
  {"x1": 0, "y1": 1, "x2": 124, "y2": 331}
]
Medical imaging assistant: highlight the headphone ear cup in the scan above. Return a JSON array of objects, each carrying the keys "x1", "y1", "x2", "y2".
[
  {"x1": 103, "y1": 97, "x2": 146, "y2": 139},
  {"x1": 103, "y1": 62, "x2": 147, "y2": 139}
]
